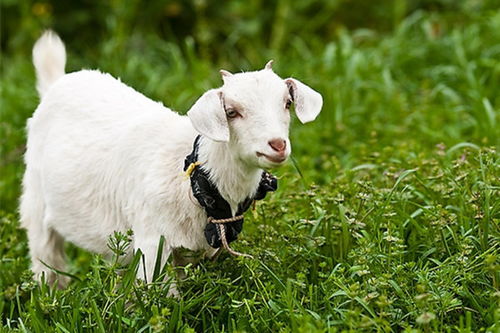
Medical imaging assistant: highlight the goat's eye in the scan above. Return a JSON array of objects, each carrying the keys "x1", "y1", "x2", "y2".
[
  {"x1": 226, "y1": 109, "x2": 240, "y2": 118},
  {"x1": 285, "y1": 99, "x2": 292, "y2": 110}
]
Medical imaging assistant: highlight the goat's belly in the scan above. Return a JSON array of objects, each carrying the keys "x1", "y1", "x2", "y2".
[
  {"x1": 42, "y1": 177, "x2": 132, "y2": 256},
  {"x1": 52, "y1": 216, "x2": 127, "y2": 257}
]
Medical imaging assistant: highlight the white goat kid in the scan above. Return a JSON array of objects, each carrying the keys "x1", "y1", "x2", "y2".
[{"x1": 21, "y1": 31, "x2": 323, "y2": 293}]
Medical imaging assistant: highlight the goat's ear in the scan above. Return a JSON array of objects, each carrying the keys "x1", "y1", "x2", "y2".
[
  {"x1": 187, "y1": 89, "x2": 230, "y2": 142},
  {"x1": 285, "y1": 78, "x2": 323, "y2": 123}
]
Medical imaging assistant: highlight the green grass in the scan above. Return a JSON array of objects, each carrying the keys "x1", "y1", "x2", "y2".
[{"x1": 1, "y1": 9, "x2": 499, "y2": 332}]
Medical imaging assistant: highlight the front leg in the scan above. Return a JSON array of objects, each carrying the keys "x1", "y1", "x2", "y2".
[{"x1": 134, "y1": 234, "x2": 178, "y2": 297}]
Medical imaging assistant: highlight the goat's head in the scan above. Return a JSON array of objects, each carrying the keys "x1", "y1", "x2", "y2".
[{"x1": 187, "y1": 61, "x2": 323, "y2": 169}]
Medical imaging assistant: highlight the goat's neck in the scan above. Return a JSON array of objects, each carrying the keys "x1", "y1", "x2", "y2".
[{"x1": 197, "y1": 137, "x2": 262, "y2": 212}]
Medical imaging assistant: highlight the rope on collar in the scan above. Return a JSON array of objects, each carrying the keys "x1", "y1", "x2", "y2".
[
  {"x1": 207, "y1": 216, "x2": 244, "y2": 224},
  {"x1": 183, "y1": 135, "x2": 278, "y2": 257},
  {"x1": 209, "y1": 215, "x2": 251, "y2": 258}
]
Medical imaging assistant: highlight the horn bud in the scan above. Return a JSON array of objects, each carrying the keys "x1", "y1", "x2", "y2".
[{"x1": 220, "y1": 69, "x2": 233, "y2": 78}]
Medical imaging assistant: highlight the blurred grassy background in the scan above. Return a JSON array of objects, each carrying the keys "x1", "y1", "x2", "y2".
[
  {"x1": 1, "y1": 0, "x2": 499, "y2": 211},
  {"x1": 3, "y1": 0, "x2": 496, "y2": 59},
  {"x1": 1, "y1": 1, "x2": 499, "y2": 331}
]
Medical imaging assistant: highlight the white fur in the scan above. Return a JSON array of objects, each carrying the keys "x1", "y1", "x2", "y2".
[{"x1": 21, "y1": 31, "x2": 323, "y2": 292}]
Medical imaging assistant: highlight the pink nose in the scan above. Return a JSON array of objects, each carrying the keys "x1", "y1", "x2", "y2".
[{"x1": 268, "y1": 138, "x2": 286, "y2": 153}]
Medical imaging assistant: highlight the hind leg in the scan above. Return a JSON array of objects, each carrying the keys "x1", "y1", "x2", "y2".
[
  {"x1": 21, "y1": 138, "x2": 70, "y2": 287},
  {"x1": 26, "y1": 220, "x2": 69, "y2": 288},
  {"x1": 21, "y1": 199, "x2": 68, "y2": 287}
]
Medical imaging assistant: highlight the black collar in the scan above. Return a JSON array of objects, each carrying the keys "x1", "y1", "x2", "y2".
[{"x1": 184, "y1": 135, "x2": 277, "y2": 248}]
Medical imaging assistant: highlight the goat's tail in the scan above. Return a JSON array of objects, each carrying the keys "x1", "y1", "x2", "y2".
[{"x1": 32, "y1": 30, "x2": 66, "y2": 98}]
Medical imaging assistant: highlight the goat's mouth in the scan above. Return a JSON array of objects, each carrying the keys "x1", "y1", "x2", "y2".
[{"x1": 256, "y1": 152, "x2": 287, "y2": 164}]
